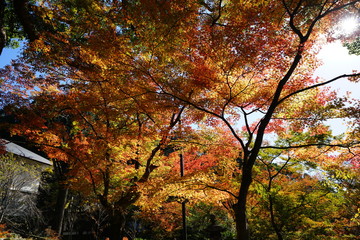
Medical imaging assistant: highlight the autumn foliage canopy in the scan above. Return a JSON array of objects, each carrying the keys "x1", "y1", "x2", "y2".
[{"x1": 1, "y1": 0, "x2": 360, "y2": 239}]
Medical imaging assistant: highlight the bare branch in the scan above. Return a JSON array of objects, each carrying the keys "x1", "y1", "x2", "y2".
[
  {"x1": 204, "y1": 184, "x2": 238, "y2": 199},
  {"x1": 278, "y1": 73, "x2": 360, "y2": 105},
  {"x1": 282, "y1": 0, "x2": 305, "y2": 40},
  {"x1": 261, "y1": 142, "x2": 359, "y2": 150}
]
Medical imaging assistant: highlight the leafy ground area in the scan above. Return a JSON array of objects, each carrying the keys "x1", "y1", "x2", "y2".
[{"x1": 0, "y1": 0, "x2": 360, "y2": 240}]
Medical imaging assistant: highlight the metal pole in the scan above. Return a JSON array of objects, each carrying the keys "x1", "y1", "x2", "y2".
[{"x1": 180, "y1": 153, "x2": 187, "y2": 240}]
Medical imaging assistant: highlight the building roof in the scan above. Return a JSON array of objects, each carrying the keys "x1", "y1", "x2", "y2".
[{"x1": 1, "y1": 139, "x2": 52, "y2": 165}]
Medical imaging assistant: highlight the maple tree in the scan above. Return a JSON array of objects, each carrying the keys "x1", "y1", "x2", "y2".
[
  {"x1": 128, "y1": 1, "x2": 360, "y2": 239},
  {"x1": 0, "y1": 3, "x2": 188, "y2": 236},
  {"x1": 3, "y1": 87, "x2": 186, "y2": 239},
  {"x1": 246, "y1": 143, "x2": 357, "y2": 239},
  {"x1": 134, "y1": 124, "x2": 239, "y2": 233},
  {"x1": 1, "y1": 0, "x2": 360, "y2": 239},
  {"x1": 0, "y1": 1, "x2": 193, "y2": 238}
]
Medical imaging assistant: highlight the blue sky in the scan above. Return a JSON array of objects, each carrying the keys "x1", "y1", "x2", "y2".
[{"x1": 0, "y1": 47, "x2": 23, "y2": 68}]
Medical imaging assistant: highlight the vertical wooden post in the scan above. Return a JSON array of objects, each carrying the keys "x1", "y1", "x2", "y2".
[
  {"x1": 180, "y1": 153, "x2": 187, "y2": 240},
  {"x1": 180, "y1": 153, "x2": 185, "y2": 177}
]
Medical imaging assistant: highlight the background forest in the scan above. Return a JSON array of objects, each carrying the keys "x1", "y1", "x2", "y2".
[{"x1": 0, "y1": 0, "x2": 360, "y2": 240}]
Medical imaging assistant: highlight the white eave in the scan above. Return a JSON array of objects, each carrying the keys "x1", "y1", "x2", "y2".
[{"x1": 1, "y1": 139, "x2": 52, "y2": 166}]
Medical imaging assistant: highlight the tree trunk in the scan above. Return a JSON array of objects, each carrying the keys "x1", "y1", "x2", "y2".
[
  {"x1": 269, "y1": 195, "x2": 283, "y2": 240},
  {"x1": 12, "y1": 0, "x2": 38, "y2": 41},
  {"x1": 52, "y1": 160, "x2": 69, "y2": 236},
  {"x1": 233, "y1": 165, "x2": 253, "y2": 240},
  {"x1": 105, "y1": 211, "x2": 127, "y2": 240},
  {"x1": 52, "y1": 187, "x2": 68, "y2": 235},
  {"x1": 233, "y1": 202, "x2": 249, "y2": 240}
]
